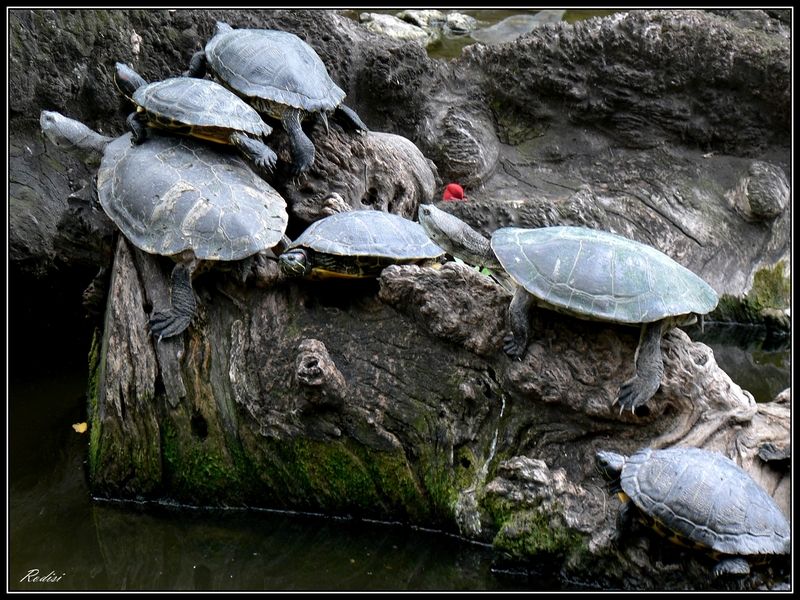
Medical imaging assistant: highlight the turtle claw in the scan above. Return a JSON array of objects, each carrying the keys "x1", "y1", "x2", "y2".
[
  {"x1": 616, "y1": 376, "x2": 657, "y2": 416},
  {"x1": 254, "y1": 151, "x2": 277, "y2": 175},
  {"x1": 149, "y1": 308, "x2": 192, "y2": 339},
  {"x1": 502, "y1": 333, "x2": 526, "y2": 360},
  {"x1": 289, "y1": 154, "x2": 314, "y2": 176},
  {"x1": 230, "y1": 133, "x2": 277, "y2": 176}
]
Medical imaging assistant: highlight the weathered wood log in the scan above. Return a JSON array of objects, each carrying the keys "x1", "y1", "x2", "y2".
[
  {"x1": 89, "y1": 238, "x2": 789, "y2": 589},
  {"x1": 273, "y1": 127, "x2": 437, "y2": 224}
]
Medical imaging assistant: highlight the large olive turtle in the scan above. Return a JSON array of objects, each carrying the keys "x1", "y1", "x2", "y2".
[
  {"x1": 418, "y1": 204, "x2": 719, "y2": 413},
  {"x1": 40, "y1": 110, "x2": 289, "y2": 339},
  {"x1": 114, "y1": 62, "x2": 277, "y2": 177},
  {"x1": 279, "y1": 210, "x2": 444, "y2": 279},
  {"x1": 184, "y1": 21, "x2": 368, "y2": 174},
  {"x1": 596, "y1": 447, "x2": 791, "y2": 576}
]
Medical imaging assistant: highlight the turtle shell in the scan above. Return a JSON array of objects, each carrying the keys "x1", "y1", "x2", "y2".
[
  {"x1": 621, "y1": 447, "x2": 791, "y2": 555},
  {"x1": 491, "y1": 226, "x2": 718, "y2": 324},
  {"x1": 132, "y1": 77, "x2": 272, "y2": 139},
  {"x1": 290, "y1": 210, "x2": 444, "y2": 260},
  {"x1": 96, "y1": 132, "x2": 288, "y2": 260},
  {"x1": 205, "y1": 26, "x2": 345, "y2": 113}
]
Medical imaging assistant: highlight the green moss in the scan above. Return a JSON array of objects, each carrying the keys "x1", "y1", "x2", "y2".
[
  {"x1": 251, "y1": 437, "x2": 431, "y2": 520},
  {"x1": 158, "y1": 425, "x2": 433, "y2": 518},
  {"x1": 86, "y1": 329, "x2": 103, "y2": 480},
  {"x1": 711, "y1": 261, "x2": 790, "y2": 325},
  {"x1": 160, "y1": 417, "x2": 252, "y2": 504},
  {"x1": 749, "y1": 261, "x2": 790, "y2": 309},
  {"x1": 483, "y1": 497, "x2": 587, "y2": 562}
]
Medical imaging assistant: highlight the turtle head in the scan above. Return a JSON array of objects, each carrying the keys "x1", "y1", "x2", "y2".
[
  {"x1": 418, "y1": 203, "x2": 494, "y2": 267},
  {"x1": 595, "y1": 450, "x2": 626, "y2": 483},
  {"x1": 279, "y1": 248, "x2": 312, "y2": 278},
  {"x1": 40, "y1": 110, "x2": 74, "y2": 148},
  {"x1": 40, "y1": 110, "x2": 111, "y2": 157},
  {"x1": 114, "y1": 62, "x2": 148, "y2": 98},
  {"x1": 417, "y1": 203, "x2": 462, "y2": 247}
]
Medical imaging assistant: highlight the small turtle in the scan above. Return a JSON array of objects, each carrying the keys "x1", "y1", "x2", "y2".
[
  {"x1": 40, "y1": 110, "x2": 289, "y2": 339},
  {"x1": 596, "y1": 447, "x2": 791, "y2": 576},
  {"x1": 114, "y1": 62, "x2": 277, "y2": 176},
  {"x1": 184, "y1": 21, "x2": 368, "y2": 174},
  {"x1": 418, "y1": 204, "x2": 719, "y2": 413},
  {"x1": 279, "y1": 210, "x2": 444, "y2": 279}
]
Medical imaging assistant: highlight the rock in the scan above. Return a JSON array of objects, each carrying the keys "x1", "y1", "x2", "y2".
[
  {"x1": 395, "y1": 9, "x2": 446, "y2": 30},
  {"x1": 360, "y1": 12, "x2": 439, "y2": 45},
  {"x1": 418, "y1": 105, "x2": 499, "y2": 188},
  {"x1": 445, "y1": 13, "x2": 481, "y2": 35},
  {"x1": 757, "y1": 441, "x2": 790, "y2": 469},
  {"x1": 274, "y1": 127, "x2": 437, "y2": 224},
  {"x1": 395, "y1": 10, "x2": 480, "y2": 37},
  {"x1": 378, "y1": 262, "x2": 508, "y2": 357},
  {"x1": 728, "y1": 161, "x2": 790, "y2": 220}
]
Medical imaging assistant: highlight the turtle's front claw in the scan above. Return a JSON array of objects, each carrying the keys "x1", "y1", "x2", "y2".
[
  {"x1": 616, "y1": 376, "x2": 656, "y2": 416},
  {"x1": 256, "y1": 153, "x2": 277, "y2": 174}
]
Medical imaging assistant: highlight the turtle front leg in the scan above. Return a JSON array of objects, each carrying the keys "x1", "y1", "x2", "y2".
[
  {"x1": 126, "y1": 111, "x2": 148, "y2": 144},
  {"x1": 503, "y1": 286, "x2": 534, "y2": 359},
  {"x1": 282, "y1": 107, "x2": 315, "y2": 175},
  {"x1": 335, "y1": 104, "x2": 369, "y2": 133},
  {"x1": 611, "y1": 498, "x2": 637, "y2": 545},
  {"x1": 229, "y1": 132, "x2": 277, "y2": 176},
  {"x1": 149, "y1": 259, "x2": 198, "y2": 340},
  {"x1": 183, "y1": 50, "x2": 207, "y2": 78},
  {"x1": 615, "y1": 320, "x2": 666, "y2": 414}
]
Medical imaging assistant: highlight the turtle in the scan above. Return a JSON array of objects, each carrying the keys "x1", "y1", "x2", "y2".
[
  {"x1": 595, "y1": 447, "x2": 791, "y2": 576},
  {"x1": 278, "y1": 210, "x2": 444, "y2": 279},
  {"x1": 114, "y1": 62, "x2": 277, "y2": 177},
  {"x1": 184, "y1": 21, "x2": 368, "y2": 175},
  {"x1": 418, "y1": 204, "x2": 719, "y2": 413},
  {"x1": 40, "y1": 110, "x2": 289, "y2": 339}
]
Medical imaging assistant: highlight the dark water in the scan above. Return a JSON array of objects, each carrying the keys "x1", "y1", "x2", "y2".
[{"x1": 686, "y1": 323, "x2": 791, "y2": 404}]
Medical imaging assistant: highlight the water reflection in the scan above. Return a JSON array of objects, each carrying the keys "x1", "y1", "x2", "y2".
[
  {"x1": 685, "y1": 322, "x2": 791, "y2": 404},
  {"x1": 89, "y1": 503, "x2": 512, "y2": 591}
]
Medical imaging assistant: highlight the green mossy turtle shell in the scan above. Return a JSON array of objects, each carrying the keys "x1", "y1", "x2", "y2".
[
  {"x1": 132, "y1": 77, "x2": 272, "y2": 137},
  {"x1": 491, "y1": 226, "x2": 718, "y2": 324},
  {"x1": 205, "y1": 26, "x2": 345, "y2": 113},
  {"x1": 621, "y1": 447, "x2": 790, "y2": 555},
  {"x1": 96, "y1": 133, "x2": 287, "y2": 260},
  {"x1": 290, "y1": 210, "x2": 444, "y2": 260}
]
